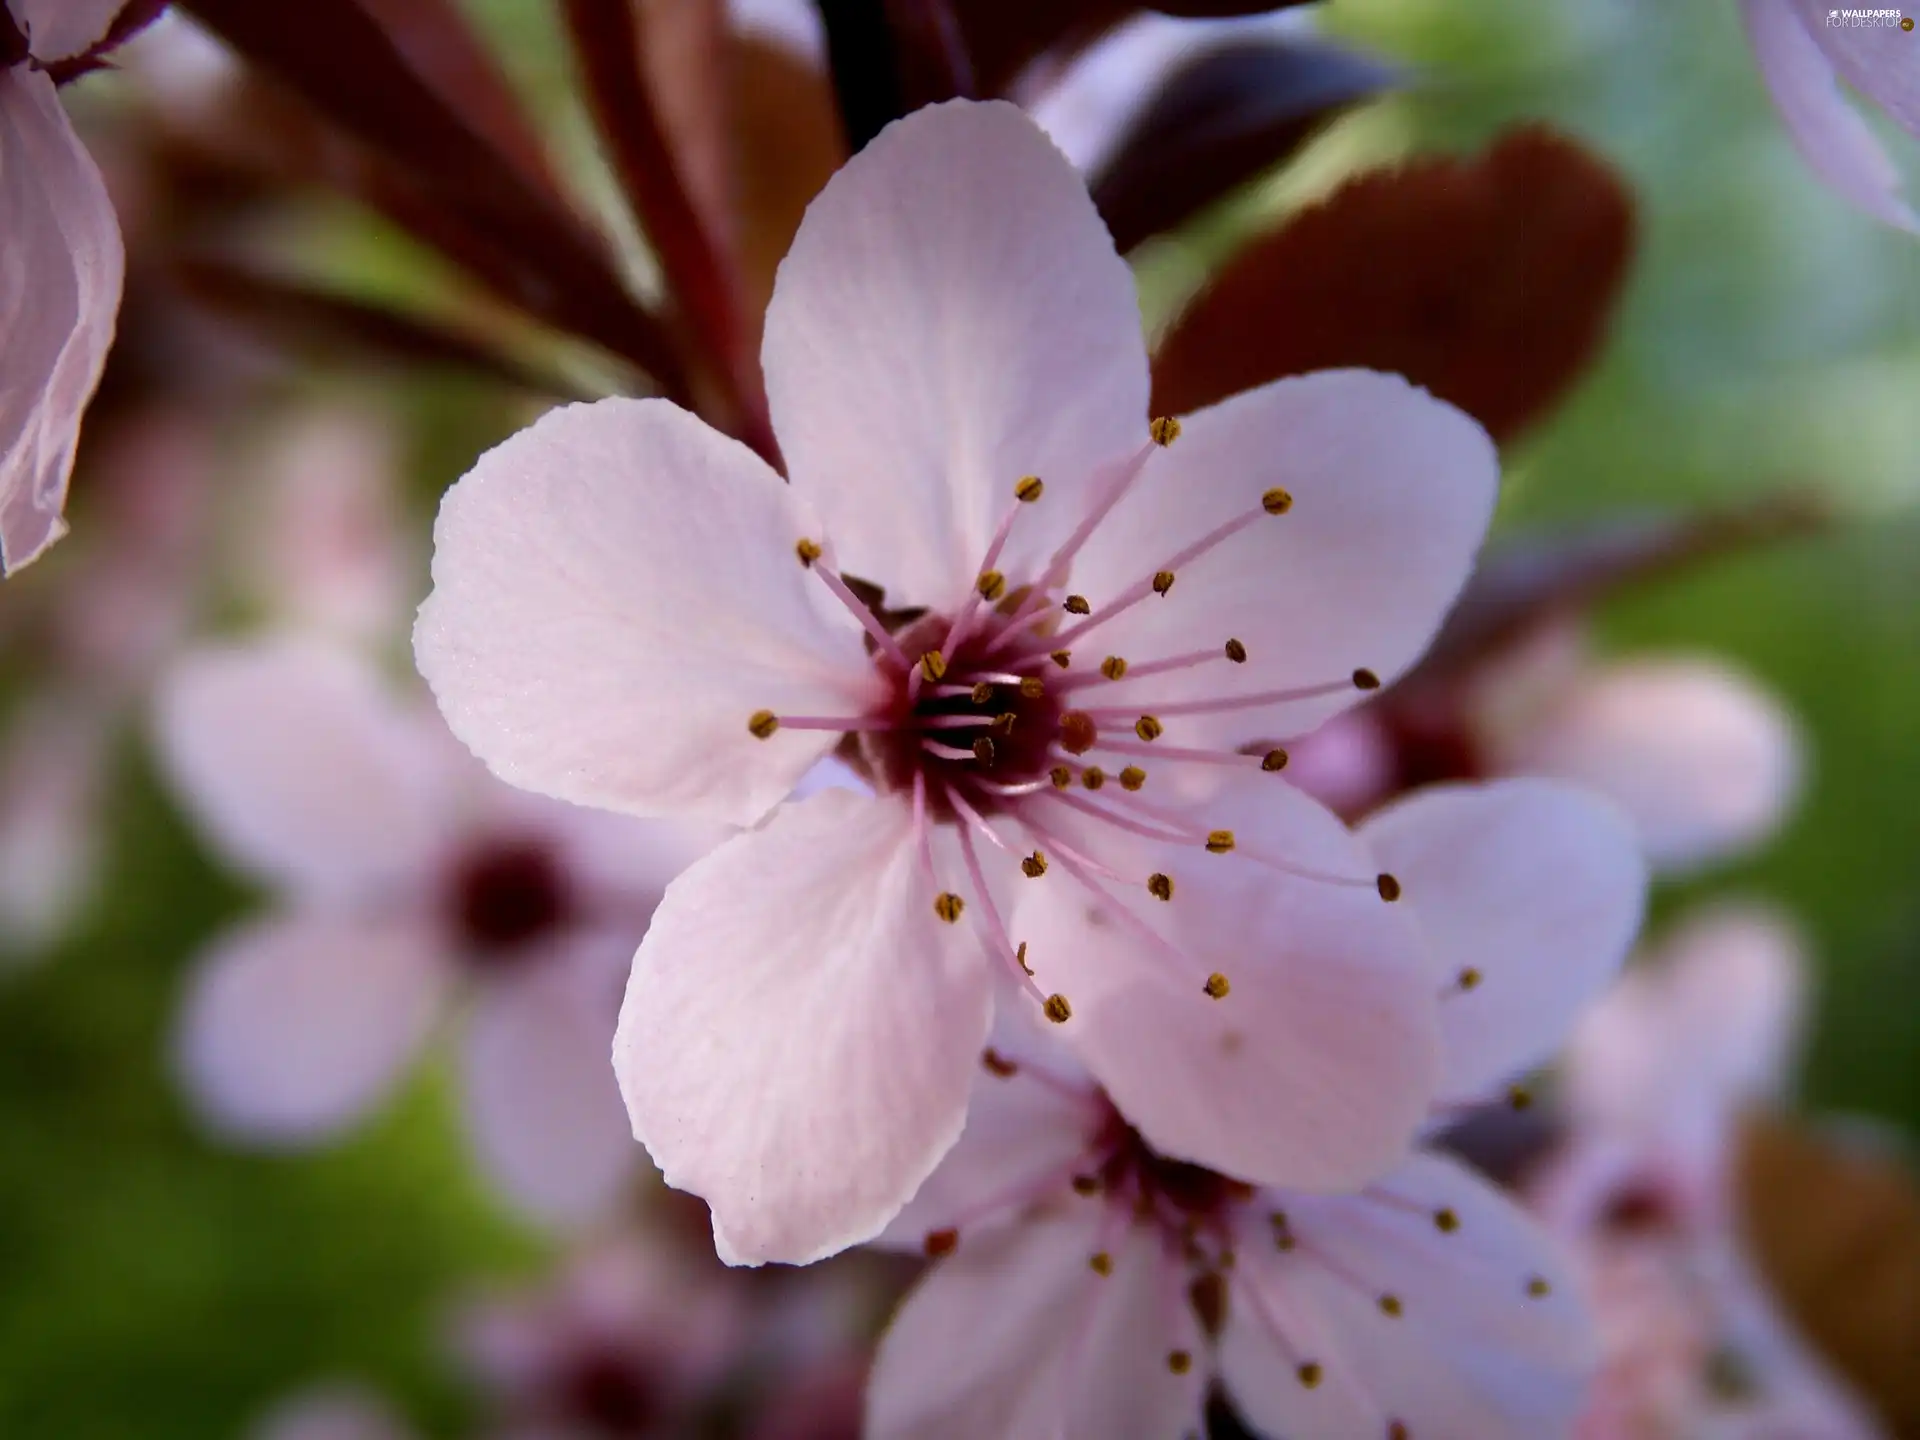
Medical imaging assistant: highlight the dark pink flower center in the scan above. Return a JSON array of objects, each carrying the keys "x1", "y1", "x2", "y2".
[{"x1": 448, "y1": 838, "x2": 574, "y2": 961}]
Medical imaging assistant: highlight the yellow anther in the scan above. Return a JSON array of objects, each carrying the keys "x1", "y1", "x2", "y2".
[
  {"x1": 1353, "y1": 667, "x2": 1381, "y2": 690},
  {"x1": 1272, "y1": 1216, "x2": 1297, "y2": 1252},
  {"x1": 1526, "y1": 1276, "x2": 1552, "y2": 1299},
  {"x1": 977, "y1": 569, "x2": 1007, "y2": 602},
  {"x1": 1147, "y1": 873, "x2": 1174, "y2": 902},
  {"x1": 1152, "y1": 570, "x2": 1176, "y2": 596},
  {"x1": 794, "y1": 538, "x2": 823, "y2": 567},
  {"x1": 1119, "y1": 766, "x2": 1147, "y2": 791},
  {"x1": 1016, "y1": 942, "x2": 1032, "y2": 975},
  {"x1": 1379, "y1": 1293, "x2": 1403, "y2": 1318},
  {"x1": 1224, "y1": 638, "x2": 1248, "y2": 664},
  {"x1": 1061, "y1": 711, "x2": 1098, "y2": 754},
  {"x1": 1150, "y1": 416, "x2": 1182, "y2": 446},
  {"x1": 1043, "y1": 993, "x2": 1072, "y2": 1024},
  {"x1": 1203, "y1": 972, "x2": 1231, "y2": 999},
  {"x1": 1100, "y1": 655, "x2": 1128, "y2": 681},
  {"x1": 1021, "y1": 851, "x2": 1048, "y2": 879},
  {"x1": 1377, "y1": 872, "x2": 1402, "y2": 902},
  {"x1": 1167, "y1": 1351, "x2": 1193, "y2": 1375},
  {"x1": 1049, "y1": 765, "x2": 1073, "y2": 789},
  {"x1": 1081, "y1": 766, "x2": 1106, "y2": 791},
  {"x1": 1050, "y1": 649, "x2": 1072, "y2": 669},
  {"x1": 1205, "y1": 830, "x2": 1236, "y2": 854},
  {"x1": 747, "y1": 710, "x2": 780, "y2": 739},
  {"x1": 1458, "y1": 966, "x2": 1483, "y2": 991},
  {"x1": 934, "y1": 893, "x2": 965, "y2": 923},
  {"x1": 1015, "y1": 474, "x2": 1044, "y2": 503},
  {"x1": 1089, "y1": 1251, "x2": 1114, "y2": 1276},
  {"x1": 972, "y1": 736, "x2": 996, "y2": 766},
  {"x1": 1019, "y1": 675, "x2": 1046, "y2": 699},
  {"x1": 990, "y1": 712, "x2": 1017, "y2": 735},
  {"x1": 920, "y1": 650, "x2": 949, "y2": 682},
  {"x1": 1134, "y1": 714, "x2": 1164, "y2": 742},
  {"x1": 1071, "y1": 1174, "x2": 1100, "y2": 1195},
  {"x1": 924, "y1": 1228, "x2": 958, "y2": 1257},
  {"x1": 1507, "y1": 1085, "x2": 1533, "y2": 1112},
  {"x1": 1297, "y1": 1363, "x2": 1323, "y2": 1389},
  {"x1": 1064, "y1": 594, "x2": 1091, "y2": 615},
  {"x1": 1262, "y1": 487, "x2": 1293, "y2": 515},
  {"x1": 981, "y1": 1048, "x2": 1018, "y2": 1078},
  {"x1": 1434, "y1": 1207, "x2": 1460, "y2": 1234},
  {"x1": 1261, "y1": 748, "x2": 1289, "y2": 772},
  {"x1": 970, "y1": 681, "x2": 996, "y2": 704}
]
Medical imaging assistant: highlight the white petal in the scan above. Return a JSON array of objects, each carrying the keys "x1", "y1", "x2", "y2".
[
  {"x1": 173, "y1": 912, "x2": 450, "y2": 1142},
  {"x1": 10, "y1": 0, "x2": 128, "y2": 62},
  {"x1": 1488, "y1": 655, "x2": 1803, "y2": 872},
  {"x1": 614, "y1": 788, "x2": 993, "y2": 1265},
  {"x1": 1360, "y1": 780, "x2": 1646, "y2": 1106},
  {"x1": 460, "y1": 954, "x2": 638, "y2": 1228},
  {"x1": 763, "y1": 99, "x2": 1149, "y2": 609},
  {"x1": 1742, "y1": 0, "x2": 1919, "y2": 230},
  {"x1": 152, "y1": 639, "x2": 449, "y2": 901},
  {"x1": 0, "y1": 68, "x2": 123, "y2": 574},
  {"x1": 867, "y1": 1207, "x2": 1205, "y2": 1440},
  {"x1": 1226, "y1": 1151, "x2": 1594, "y2": 1440},
  {"x1": 416, "y1": 398, "x2": 881, "y2": 829},
  {"x1": 1072, "y1": 371, "x2": 1499, "y2": 743},
  {"x1": 1014, "y1": 777, "x2": 1438, "y2": 1191}
]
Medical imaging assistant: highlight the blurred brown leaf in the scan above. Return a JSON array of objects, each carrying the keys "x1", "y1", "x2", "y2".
[
  {"x1": 641, "y1": 0, "x2": 732, "y2": 252},
  {"x1": 1091, "y1": 37, "x2": 1395, "y2": 253},
  {"x1": 1151, "y1": 126, "x2": 1636, "y2": 440},
  {"x1": 1737, "y1": 1112, "x2": 1920, "y2": 1436}
]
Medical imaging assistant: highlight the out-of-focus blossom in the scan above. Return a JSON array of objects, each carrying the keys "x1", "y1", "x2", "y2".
[
  {"x1": 864, "y1": 778, "x2": 1644, "y2": 1440},
  {"x1": 1530, "y1": 905, "x2": 1887, "y2": 1439},
  {"x1": 156, "y1": 636, "x2": 712, "y2": 1227},
  {"x1": 248, "y1": 1383, "x2": 416, "y2": 1440},
  {"x1": 0, "y1": 0, "x2": 129, "y2": 573},
  {"x1": 1289, "y1": 625, "x2": 1803, "y2": 875},
  {"x1": 1741, "y1": 0, "x2": 1920, "y2": 232},
  {"x1": 416, "y1": 99, "x2": 1499, "y2": 1265}
]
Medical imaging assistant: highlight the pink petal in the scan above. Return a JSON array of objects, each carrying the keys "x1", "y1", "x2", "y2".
[
  {"x1": 1014, "y1": 777, "x2": 1438, "y2": 1191},
  {"x1": 613, "y1": 788, "x2": 993, "y2": 1265},
  {"x1": 460, "y1": 950, "x2": 638, "y2": 1228},
  {"x1": 763, "y1": 99, "x2": 1149, "y2": 609},
  {"x1": 1488, "y1": 655, "x2": 1803, "y2": 873},
  {"x1": 1791, "y1": 0, "x2": 1920, "y2": 139},
  {"x1": 9, "y1": 0, "x2": 128, "y2": 62},
  {"x1": 173, "y1": 911, "x2": 450, "y2": 1142},
  {"x1": 1071, "y1": 371, "x2": 1498, "y2": 745},
  {"x1": 152, "y1": 639, "x2": 450, "y2": 901},
  {"x1": 416, "y1": 398, "x2": 881, "y2": 829},
  {"x1": 1742, "y1": 0, "x2": 1920, "y2": 230},
  {"x1": 1224, "y1": 1151, "x2": 1593, "y2": 1440},
  {"x1": 0, "y1": 692, "x2": 107, "y2": 950},
  {"x1": 1360, "y1": 780, "x2": 1646, "y2": 1107},
  {"x1": 866, "y1": 1206, "x2": 1204, "y2": 1440},
  {"x1": 0, "y1": 68, "x2": 123, "y2": 574}
]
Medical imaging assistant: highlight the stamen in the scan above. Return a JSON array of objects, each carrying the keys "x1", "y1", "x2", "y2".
[
  {"x1": 812, "y1": 561, "x2": 912, "y2": 670},
  {"x1": 1261, "y1": 488, "x2": 1292, "y2": 515},
  {"x1": 934, "y1": 893, "x2": 966, "y2": 923},
  {"x1": 919, "y1": 650, "x2": 949, "y2": 683},
  {"x1": 1224, "y1": 638, "x2": 1248, "y2": 664},
  {"x1": 1147, "y1": 873, "x2": 1174, "y2": 902},
  {"x1": 1150, "y1": 416, "x2": 1182, "y2": 446},
  {"x1": 924, "y1": 1228, "x2": 958, "y2": 1257},
  {"x1": 768, "y1": 714, "x2": 900, "y2": 732},
  {"x1": 1044, "y1": 994, "x2": 1073, "y2": 1024},
  {"x1": 1081, "y1": 672, "x2": 1369, "y2": 721},
  {"x1": 1015, "y1": 475, "x2": 1044, "y2": 503},
  {"x1": 1134, "y1": 715, "x2": 1163, "y2": 741},
  {"x1": 977, "y1": 569, "x2": 1007, "y2": 602},
  {"x1": 1099, "y1": 656, "x2": 1129, "y2": 681},
  {"x1": 795, "y1": 538, "x2": 823, "y2": 567},
  {"x1": 1089, "y1": 737, "x2": 1277, "y2": 769},
  {"x1": 1118, "y1": 766, "x2": 1147, "y2": 791},
  {"x1": 1056, "y1": 646, "x2": 1230, "y2": 691},
  {"x1": 1152, "y1": 570, "x2": 1176, "y2": 596},
  {"x1": 747, "y1": 710, "x2": 779, "y2": 739},
  {"x1": 1059, "y1": 711, "x2": 1098, "y2": 754},
  {"x1": 940, "y1": 480, "x2": 1045, "y2": 655},
  {"x1": 1080, "y1": 766, "x2": 1107, "y2": 791},
  {"x1": 1203, "y1": 972, "x2": 1231, "y2": 998},
  {"x1": 1064, "y1": 595, "x2": 1092, "y2": 615},
  {"x1": 1051, "y1": 650, "x2": 1072, "y2": 669},
  {"x1": 1021, "y1": 851, "x2": 1048, "y2": 878}
]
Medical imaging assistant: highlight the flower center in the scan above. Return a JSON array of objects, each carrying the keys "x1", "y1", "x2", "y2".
[
  {"x1": 552, "y1": 1344, "x2": 665, "y2": 1434},
  {"x1": 448, "y1": 837, "x2": 574, "y2": 961}
]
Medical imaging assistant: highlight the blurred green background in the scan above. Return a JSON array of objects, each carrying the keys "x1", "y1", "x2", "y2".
[{"x1": 2, "y1": 0, "x2": 1916, "y2": 1435}]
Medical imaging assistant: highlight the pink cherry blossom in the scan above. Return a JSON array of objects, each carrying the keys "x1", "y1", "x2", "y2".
[
  {"x1": 416, "y1": 99, "x2": 1500, "y2": 1264},
  {"x1": 0, "y1": 0, "x2": 127, "y2": 573},
  {"x1": 155, "y1": 635, "x2": 713, "y2": 1227},
  {"x1": 1742, "y1": 0, "x2": 1920, "y2": 231},
  {"x1": 248, "y1": 1384, "x2": 416, "y2": 1440},
  {"x1": 864, "y1": 779, "x2": 1645, "y2": 1440}
]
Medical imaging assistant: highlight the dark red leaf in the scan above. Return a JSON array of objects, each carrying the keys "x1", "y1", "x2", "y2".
[
  {"x1": 948, "y1": 0, "x2": 1126, "y2": 97},
  {"x1": 1090, "y1": 36, "x2": 1394, "y2": 252},
  {"x1": 1150, "y1": 126, "x2": 1637, "y2": 440},
  {"x1": 814, "y1": 0, "x2": 905, "y2": 148},
  {"x1": 0, "y1": 10, "x2": 27, "y2": 66}
]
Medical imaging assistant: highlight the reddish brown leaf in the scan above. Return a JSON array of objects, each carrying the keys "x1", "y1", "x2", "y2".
[
  {"x1": 640, "y1": 0, "x2": 731, "y2": 251},
  {"x1": 1737, "y1": 1113, "x2": 1920, "y2": 1434},
  {"x1": 1150, "y1": 126, "x2": 1637, "y2": 441}
]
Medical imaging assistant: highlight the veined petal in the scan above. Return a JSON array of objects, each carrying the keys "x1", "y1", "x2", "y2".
[
  {"x1": 1742, "y1": 0, "x2": 1919, "y2": 230},
  {"x1": 1487, "y1": 655, "x2": 1803, "y2": 873},
  {"x1": 416, "y1": 398, "x2": 882, "y2": 829},
  {"x1": 763, "y1": 99, "x2": 1149, "y2": 610},
  {"x1": 867, "y1": 1207, "x2": 1204, "y2": 1440},
  {"x1": 1072, "y1": 371, "x2": 1498, "y2": 743},
  {"x1": 152, "y1": 639, "x2": 451, "y2": 901},
  {"x1": 1360, "y1": 780, "x2": 1646, "y2": 1107},
  {"x1": 1226, "y1": 1151, "x2": 1593, "y2": 1440},
  {"x1": 173, "y1": 911, "x2": 451, "y2": 1142},
  {"x1": 1014, "y1": 778, "x2": 1438, "y2": 1191},
  {"x1": 614, "y1": 788, "x2": 993, "y2": 1265},
  {"x1": 0, "y1": 68, "x2": 124, "y2": 575}
]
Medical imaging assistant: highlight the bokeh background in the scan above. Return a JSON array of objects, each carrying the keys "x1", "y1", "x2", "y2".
[{"x1": 2, "y1": 0, "x2": 1916, "y2": 1434}]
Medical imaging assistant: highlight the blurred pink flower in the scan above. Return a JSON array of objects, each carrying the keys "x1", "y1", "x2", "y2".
[
  {"x1": 0, "y1": 0, "x2": 128, "y2": 574},
  {"x1": 864, "y1": 779, "x2": 1645, "y2": 1440},
  {"x1": 248, "y1": 1384, "x2": 416, "y2": 1440},
  {"x1": 1742, "y1": 0, "x2": 1920, "y2": 231},
  {"x1": 416, "y1": 99, "x2": 1499, "y2": 1266},
  {"x1": 156, "y1": 636, "x2": 714, "y2": 1227},
  {"x1": 1530, "y1": 905, "x2": 1886, "y2": 1440}
]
